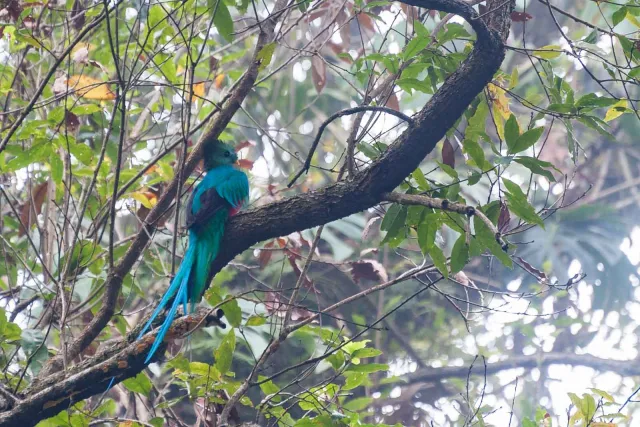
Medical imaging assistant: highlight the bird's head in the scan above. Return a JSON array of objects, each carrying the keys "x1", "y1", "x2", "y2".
[{"x1": 202, "y1": 137, "x2": 238, "y2": 170}]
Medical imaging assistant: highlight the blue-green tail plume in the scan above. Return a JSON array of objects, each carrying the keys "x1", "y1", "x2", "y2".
[{"x1": 137, "y1": 139, "x2": 249, "y2": 364}]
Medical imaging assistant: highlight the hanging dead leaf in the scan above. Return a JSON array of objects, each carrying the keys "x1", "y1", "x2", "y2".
[
  {"x1": 362, "y1": 216, "x2": 381, "y2": 241},
  {"x1": 357, "y1": 12, "x2": 375, "y2": 32},
  {"x1": 71, "y1": 0, "x2": 85, "y2": 30},
  {"x1": 311, "y1": 55, "x2": 326, "y2": 93},
  {"x1": 515, "y1": 256, "x2": 548, "y2": 283},
  {"x1": 65, "y1": 110, "x2": 80, "y2": 133},
  {"x1": 19, "y1": 181, "x2": 48, "y2": 236},
  {"x1": 234, "y1": 140, "x2": 254, "y2": 152},
  {"x1": 498, "y1": 201, "x2": 510, "y2": 232},
  {"x1": 236, "y1": 159, "x2": 254, "y2": 170},
  {"x1": 258, "y1": 241, "x2": 275, "y2": 268},
  {"x1": 511, "y1": 11, "x2": 533, "y2": 22},
  {"x1": 263, "y1": 291, "x2": 286, "y2": 316},
  {"x1": 385, "y1": 93, "x2": 400, "y2": 111},
  {"x1": 442, "y1": 138, "x2": 455, "y2": 168},
  {"x1": 66, "y1": 75, "x2": 116, "y2": 100},
  {"x1": 209, "y1": 56, "x2": 219, "y2": 72},
  {"x1": 88, "y1": 60, "x2": 109, "y2": 74},
  {"x1": 349, "y1": 260, "x2": 388, "y2": 283}
]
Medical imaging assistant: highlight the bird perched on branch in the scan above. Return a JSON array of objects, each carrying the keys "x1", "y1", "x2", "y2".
[{"x1": 138, "y1": 137, "x2": 249, "y2": 363}]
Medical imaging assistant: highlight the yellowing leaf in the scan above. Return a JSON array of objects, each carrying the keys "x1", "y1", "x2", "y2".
[
  {"x1": 626, "y1": 12, "x2": 640, "y2": 28},
  {"x1": 193, "y1": 82, "x2": 205, "y2": 99},
  {"x1": 604, "y1": 99, "x2": 628, "y2": 121},
  {"x1": 131, "y1": 191, "x2": 158, "y2": 209},
  {"x1": 534, "y1": 45, "x2": 562, "y2": 59},
  {"x1": 214, "y1": 73, "x2": 225, "y2": 89},
  {"x1": 66, "y1": 75, "x2": 116, "y2": 100},
  {"x1": 488, "y1": 82, "x2": 511, "y2": 119}
]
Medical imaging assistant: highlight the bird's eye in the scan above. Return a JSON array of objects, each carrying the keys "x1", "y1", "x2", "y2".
[{"x1": 224, "y1": 151, "x2": 231, "y2": 157}]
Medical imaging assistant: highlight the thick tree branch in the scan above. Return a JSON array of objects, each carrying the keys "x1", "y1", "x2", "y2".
[
  {"x1": 407, "y1": 352, "x2": 640, "y2": 384},
  {"x1": 0, "y1": 309, "x2": 225, "y2": 426}
]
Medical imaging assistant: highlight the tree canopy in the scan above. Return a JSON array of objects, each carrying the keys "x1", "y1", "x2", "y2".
[{"x1": 0, "y1": 0, "x2": 639, "y2": 426}]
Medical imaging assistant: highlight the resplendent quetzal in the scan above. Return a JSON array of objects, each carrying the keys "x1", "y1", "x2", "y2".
[{"x1": 138, "y1": 138, "x2": 249, "y2": 363}]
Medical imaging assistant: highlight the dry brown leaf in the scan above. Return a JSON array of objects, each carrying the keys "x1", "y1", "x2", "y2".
[
  {"x1": 442, "y1": 138, "x2": 455, "y2": 168},
  {"x1": 65, "y1": 110, "x2": 80, "y2": 133},
  {"x1": 349, "y1": 260, "x2": 388, "y2": 283},
  {"x1": 19, "y1": 181, "x2": 48, "y2": 236},
  {"x1": 66, "y1": 75, "x2": 116, "y2": 100},
  {"x1": 311, "y1": 55, "x2": 326, "y2": 93}
]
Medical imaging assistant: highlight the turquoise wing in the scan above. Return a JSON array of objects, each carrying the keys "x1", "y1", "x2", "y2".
[{"x1": 215, "y1": 168, "x2": 249, "y2": 209}]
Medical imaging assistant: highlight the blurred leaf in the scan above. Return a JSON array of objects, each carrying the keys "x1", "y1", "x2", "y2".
[
  {"x1": 215, "y1": 329, "x2": 236, "y2": 375},
  {"x1": 122, "y1": 373, "x2": 152, "y2": 397},
  {"x1": 502, "y1": 178, "x2": 544, "y2": 228},
  {"x1": 66, "y1": 75, "x2": 116, "y2": 100}
]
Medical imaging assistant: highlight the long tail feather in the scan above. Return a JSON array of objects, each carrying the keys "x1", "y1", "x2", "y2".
[
  {"x1": 138, "y1": 237, "x2": 196, "y2": 362},
  {"x1": 144, "y1": 270, "x2": 189, "y2": 363}
]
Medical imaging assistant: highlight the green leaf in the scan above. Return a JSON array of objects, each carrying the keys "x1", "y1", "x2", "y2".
[
  {"x1": 504, "y1": 114, "x2": 520, "y2": 148},
  {"x1": 502, "y1": 178, "x2": 544, "y2": 228},
  {"x1": 508, "y1": 126, "x2": 544, "y2": 154},
  {"x1": 583, "y1": 29, "x2": 598, "y2": 44},
  {"x1": 463, "y1": 138, "x2": 488, "y2": 170},
  {"x1": 69, "y1": 143, "x2": 93, "y2": 165},
  {"x1": 71, "y1": 104, "x2": 102, "y2": 115},
  {"x1": 210, "y1": 0, "x2": 234, "y2": 42},
  {"x1": 509, "y1": 66, "x2": 519, "y2": 89},
  {"x1": 50, "y1": 154, "x2": 63, "y2": 185},
  {"x1": 412, "y1": 168, "x2": 430, "y2": 190},
  {"x1": 513, "y1": 156, "x2": 558, "y2": 182},
  {"x1": 589, "y1": 388, "x2": 616, "y2": 403},
  {"x1": 148, "y1": 4, "x2": 166, "y2": 29},
  {"x1": 221, "y1": 298, "x2": 242, "y2": 327},
  {"x1": 581, "y1": 393, "x2": 596, "y2": 419},
  {"x1": 534, "y1": 44, "x2": 561, "y2": 59},
  {"x1": 343, "y1": 372, "x2": 365, "y2": 390},
  {"x1": 343, "y1": 397, "x2": 373, "y2": 412},
  {"x1": 450, "y1": 234, "x2": 469, "y2": 274},
  {"x1": 346, "y1": 363, "x2": 388, "y2": 373},
  {"x1": 418, "y1": 214, "x2": 439, "y2": 254},
  {"x1": 436, "y1": 160, "x2": 458, "y2": 179},
  {"x1": 351, "y1": 347, "x2": 382, "y2": 359},
  {"x1": 403, "y1": 36, "x2": 429, "y2": 60},
  {"x1": 343, "y1": 339, "x2": 369, "y2": 355},
  {"x1": 428, "y1": 245, "x2": 448, "y2": 278},
  {"x1": 246, "y1": 315, "x2": 266, "y2": 326},
  {"x1": 215, "y1": 329, "x2": 236, "y2": 375},
  {"x1": 473, "y1": 214, "x2": 512, "y2": 268},
  {"x1": 122, "y1": 372, "x2": 152, "y2": 397},
  {"x1": 256, "y1": 42, "x2": 276, "y2": 71},
  {"x1": 575, "y1": 93, "x2": 619, "y2": 109},
  {"x1": 612, "y1": 6, "x2": 628, "y2": 26}
]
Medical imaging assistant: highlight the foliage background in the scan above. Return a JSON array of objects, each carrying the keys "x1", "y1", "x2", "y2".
[{"x1": 0, "y1": 0, "x2": 638, "y2": 426}]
